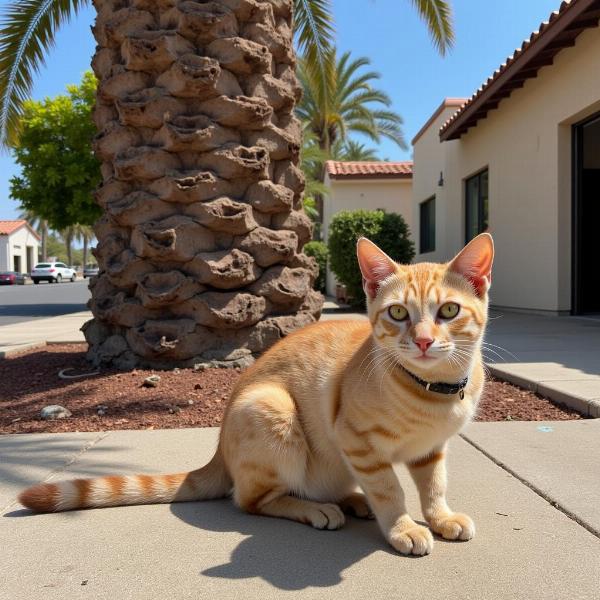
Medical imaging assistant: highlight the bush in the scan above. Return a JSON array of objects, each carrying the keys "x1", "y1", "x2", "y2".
[
  {"x1": 328, "y1": 209, "x2": 415, "y2": 307},
  {"x1": 303, "y1": 240, "x2": 328, "y2": 293}
]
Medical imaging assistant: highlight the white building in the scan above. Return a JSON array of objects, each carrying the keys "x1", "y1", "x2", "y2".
[
  {"x1": 0, "y1": 220, "x2": 41, "y2": 273},
  {"x1": 323, "y1": 161, "x2": 414, "y2": 296}
]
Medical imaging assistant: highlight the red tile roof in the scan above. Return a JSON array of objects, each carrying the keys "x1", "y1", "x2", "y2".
[
  {"x1": 440, "y1": 0, "x2": 600, "y2": 141},
  {"x1": 0, "y1": 220, "x2": 41, "y2": 239},
  {"x1": 326, "y1": 161, "x2": 413, "y2": 180}
]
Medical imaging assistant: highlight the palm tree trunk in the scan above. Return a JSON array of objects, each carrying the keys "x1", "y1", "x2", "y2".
[
  {"x1": 85, "y1": 0, "x2": 322, "y2": 369},
  {"x1": 41, "y1": 220, "x2": 48, "y2": 261},
  {"x1": 83, "y1": 234, "x2": 89, "y2": 267},
  {"x1": 65, "y1": 230, "x2": 73, "y2": 266}
]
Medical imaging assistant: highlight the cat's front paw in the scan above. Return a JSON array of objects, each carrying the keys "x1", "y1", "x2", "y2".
[
  {"x1": 429, "y1": 512, "x2": 475, "y2": 541},
  {"x1": 388, "y1": 519, "x2": 434, "y2": 556}
]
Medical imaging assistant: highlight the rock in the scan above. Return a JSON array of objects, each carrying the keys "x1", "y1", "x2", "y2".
[
  {"x1": 40, "y1": 405, "x2": 72, "y2": 420},
  {"x1": 143, "y1": 375, "x2": 161, "y2": 387}
]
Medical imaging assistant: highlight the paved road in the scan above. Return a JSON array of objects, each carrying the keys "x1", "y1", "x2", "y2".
[{"x1": 0, "y1": 279, "x2": 91, "y2": 326}]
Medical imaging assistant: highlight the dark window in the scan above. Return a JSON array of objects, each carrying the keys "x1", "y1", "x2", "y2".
[
  {"x1": 465, "y1": 169, "x2": 489, "y2": 242},
  {"x1": 420, "y1": 196, "x2": 436, "y2": 253}
]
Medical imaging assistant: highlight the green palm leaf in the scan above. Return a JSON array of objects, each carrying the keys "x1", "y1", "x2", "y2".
[
  {"x1": 409, "y1": 0, "x2": 454, "y2": 55},
  {"x1": 0, "y1": 0, "x2": 88, "y2": 148}
]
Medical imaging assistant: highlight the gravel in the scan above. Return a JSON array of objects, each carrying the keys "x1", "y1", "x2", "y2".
[{"x1": 0, "y1": 344, "x2": 584, "y2": 435}]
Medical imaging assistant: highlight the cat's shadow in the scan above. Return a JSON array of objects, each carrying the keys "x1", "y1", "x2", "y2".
[{"x1": 170, "y1": 499, "x2": 399, "y2": 590}]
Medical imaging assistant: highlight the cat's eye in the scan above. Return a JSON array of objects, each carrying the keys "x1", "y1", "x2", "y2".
[
  {"x1": 438, "y1": 302, "x2": 460, "y2": 320},
  {"x1": 388, "y1": 305, "x2": 409, "y2": 322}
]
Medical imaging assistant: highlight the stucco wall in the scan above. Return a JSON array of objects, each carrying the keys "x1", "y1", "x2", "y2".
[
  {"x1": 0, "y1": 238, "x2": 8, "y2": 272},
  {"x1": 323, "y1": 176, "x2": 413, "y2": 296},
  {"x1": 2, "y1": 227, "x2": 40, "y2": 273},
  {"x1": 413, "y1": 26, "x2": 600, "y2": 313}
]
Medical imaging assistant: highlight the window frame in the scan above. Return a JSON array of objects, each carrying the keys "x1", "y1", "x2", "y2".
[
  {"x1": 464, "y1": 168, "x2": 489, "y2": 243},
  {"x1": 419, "y1": 195, "x2": 436, "y2": 254}
]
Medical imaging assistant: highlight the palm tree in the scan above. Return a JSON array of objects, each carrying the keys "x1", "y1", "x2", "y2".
[
  {"x1": 19, "y1": 208, "x2": 48, "y2": 260},
  {"x1": 69, "y1": 223, "x2": 94, "y2": 266},
  {"x1": 0, "y1": 0, "x2": 454, "y2": 369},
  {"x1": 60, "y1": 226, "x2": 75, "y2": 266},
  {"x1": 297, "y1": 50, "x2": 406, "y2": 155},
  {"x1": 332, "y1": 139, "x2": 380, "y2": 161}
]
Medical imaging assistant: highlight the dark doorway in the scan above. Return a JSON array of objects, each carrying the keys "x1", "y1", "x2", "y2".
[{"x1": 573, "y1": 113, "x2": 600, "y2": 314}]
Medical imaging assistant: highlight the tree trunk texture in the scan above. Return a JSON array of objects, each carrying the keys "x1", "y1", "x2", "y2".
[
  {"x1": 83, "y1": 235, "x2": 89, "y2": 267},
  {"x1": 85, "y1": 0, "x2": 323, "y2": 370},
  {"x1": 41, "y1": 221, "x2": 48, "y2": 261}
]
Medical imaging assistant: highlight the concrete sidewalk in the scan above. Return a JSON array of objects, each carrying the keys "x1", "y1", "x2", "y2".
[
  {"x1": 1, "y1": 424, "x2": 599, "y2": 599},
  {"x1": 0, "y1": 311, "x2": 88, "y2": 357}
]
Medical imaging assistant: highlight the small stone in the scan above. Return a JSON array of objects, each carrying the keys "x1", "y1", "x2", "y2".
[
  {"x1": 188, "y1": 399, "x2": 194, "y2": 405},
  {"x1": 40, "y1": 405, "x2": 72, "y2": 420},
  {"x1": 142, "y1": 375, "x2": 161, "y2": 388},
  {"x1": 81, "y1": 580, "x2": 88, "y2": 586},
  {"x1": 97, "y1": 409, "x2": 106, "y2": 416},
  {"x1": 173, "y1": 367, "x2": 181, "y2": 374},
  {"x1": 168, "y1": 405, "x2": 181, "y2": 414},
  {"x1": 11, "y1": 417, "x2": 21, "y2": 423},
  {"x1": 194, "y1": 363, "x2": 208, "y2": 372},
  {"x1": 194, "y1": 383, "x2": 203, "y2": 390}
]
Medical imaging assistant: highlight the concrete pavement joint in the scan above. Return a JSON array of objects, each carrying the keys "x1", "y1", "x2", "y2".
[
  {"x1": 459, "y1": 432, "x2": 600, "y2": 540},
  {"x1": 0, "y1": 431, "x2": 112, "y2": 515}
]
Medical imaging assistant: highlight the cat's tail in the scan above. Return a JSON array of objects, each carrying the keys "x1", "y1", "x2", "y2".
[{"x1": 18, "y1": 446, "x2": 232, "y2": 513}]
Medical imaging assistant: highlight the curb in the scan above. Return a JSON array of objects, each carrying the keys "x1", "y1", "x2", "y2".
[
  {"x1": 0, "y1": 340, "x2": 87, "y2": 359},
  {"x1": 487, "y1": 364, "x2": 600, "y2": 418},
  {"x1": 0, "y1": 342, "x2": 47, "y2": 359}
]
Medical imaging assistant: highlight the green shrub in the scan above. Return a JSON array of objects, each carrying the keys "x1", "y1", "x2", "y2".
[
  {"x1": 328, "y1": 209, "x2": 415, "y2": 307},
  {"x1": 303, "y1": 240, "x2": 328, "y2": 293}
]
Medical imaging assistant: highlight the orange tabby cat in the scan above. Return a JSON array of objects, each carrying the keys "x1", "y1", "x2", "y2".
[{"x1": 19, "y1": 233, "x2": 494, "y2": 556}]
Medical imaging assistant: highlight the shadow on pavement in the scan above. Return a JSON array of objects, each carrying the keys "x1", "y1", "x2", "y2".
[
  {"x1": 0, "y1": 303, "x2": 87, "y2": 318},
  {"x1": 171, "y1": 499, "x2": 394, "y2": 590}
]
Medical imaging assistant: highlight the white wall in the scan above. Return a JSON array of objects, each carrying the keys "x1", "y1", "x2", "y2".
[
  {"x1": 0, "y1": 237, "x2": 8, "y2": 271},
  {"x1": 412, "y1": 26, "x2": 600, "y2": 314},
  {"x1": 323, "y1": 176, "x2": 413, "y2": 296},
  {"x1": 3, "y1": 226, "x2": 40, "y2": 273}
]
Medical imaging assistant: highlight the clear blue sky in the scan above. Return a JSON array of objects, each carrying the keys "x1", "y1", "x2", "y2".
[{"x1": 0, "y1": 0, "x2": 561, "y2": 219}]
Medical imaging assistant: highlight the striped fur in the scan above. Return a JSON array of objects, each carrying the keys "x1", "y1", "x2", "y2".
[{"x1": 19, "y1": 234, "x2": 494, "y2": 557}]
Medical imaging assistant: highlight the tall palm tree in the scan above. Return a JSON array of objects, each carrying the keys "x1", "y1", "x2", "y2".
[
  {"x1": 60, "y1": 226, "x2": 74, "y2": 266},
  {"x1": 68, "y1": 222, "x2": 94, "y2": 266},
  {"x1": 0, "y1": 0, "x2": 453, "y2": 369},
  {"x1": 19, "y1": 208, "x2": 48, "y2": 260},
  {"x1": 297, "y1": 50, "x2": 406, "y2": 155}
]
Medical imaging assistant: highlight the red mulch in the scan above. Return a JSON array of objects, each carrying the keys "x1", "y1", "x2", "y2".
[{"x1": 0, "y1": 344, "x2": 583, "y2": 435}]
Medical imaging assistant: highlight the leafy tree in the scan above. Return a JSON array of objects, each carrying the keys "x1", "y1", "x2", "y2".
[
  {"x1": 328, "y1": 209, "x2": 415, "y2": 307},
  {"x1": 0, "y1": 0, "x2": 453, "y2": 148},
  {"x1": 9, "y1": 71, "x2": 101, "y2": 230}
]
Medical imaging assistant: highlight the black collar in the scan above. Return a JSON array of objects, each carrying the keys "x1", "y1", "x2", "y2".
[{"x1": 397, "y1": 363, "x2": 468, "y2": 399}]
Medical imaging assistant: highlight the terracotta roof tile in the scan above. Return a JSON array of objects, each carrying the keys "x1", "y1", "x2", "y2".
[
  {"x1": 440, "y1": 0, "x2": 600, "y2": 140},
  {"x1": 0, "y1": 220, "x2": 28, "y2": 235},
  {"x1": 326, "y1": 161, "x2": 413, "y2": 179}
]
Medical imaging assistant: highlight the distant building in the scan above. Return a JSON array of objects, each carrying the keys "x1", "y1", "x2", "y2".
[
  {"x1": 323, "y1": 161, "x2": 413, "y2": 296},
  {"x1": 0, "y1": 220, "x2": 41, "y2": 273}
]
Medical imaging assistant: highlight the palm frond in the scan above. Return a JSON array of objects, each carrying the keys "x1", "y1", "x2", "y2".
[
  {"x1": 409, "y1": 0, "x2": 454, "y2": 55},
  {"x1": 294, "y1": 0, "x2": 335, "y2": 103},
  {"x1": 0, "y1": 0, "x2": 89, "y2": 149}
]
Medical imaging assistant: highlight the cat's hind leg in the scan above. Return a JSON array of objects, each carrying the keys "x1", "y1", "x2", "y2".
[{"x1": 223, "y1": 383, "x2": 346, "y2": 530}]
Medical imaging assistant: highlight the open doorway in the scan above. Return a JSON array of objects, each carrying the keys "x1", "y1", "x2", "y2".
[{"x1": 573, "y1": 113, "x2": 600, "y2": 315}]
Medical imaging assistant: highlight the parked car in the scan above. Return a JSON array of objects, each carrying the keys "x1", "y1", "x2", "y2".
[
  {"x1": 31, "y1": 262, "x2": 77, "y2": 284},
  {"x1": 0, "y1": 271, "x2": 27, "y2": 285},
  {"x1": 83, "y1": 264, "x2": 99, "y2": 278}
]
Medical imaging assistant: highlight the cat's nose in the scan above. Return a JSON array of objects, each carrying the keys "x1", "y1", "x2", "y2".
[{"x1": 413, "y1": 337, "x2": 434, "y2": 352}]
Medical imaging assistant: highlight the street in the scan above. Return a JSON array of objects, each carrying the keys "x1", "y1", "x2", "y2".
[{"x1": 0, "y1": 279, "x2": 91, "y2": 326}]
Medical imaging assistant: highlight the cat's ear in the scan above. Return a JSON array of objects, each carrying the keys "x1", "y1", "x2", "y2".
[
  {"x1": 449, "y1": 233, "x2": 494, "y2": 297},
  {"x1": 356, "y1": 237, "x2": 397, "y2": 299}
]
